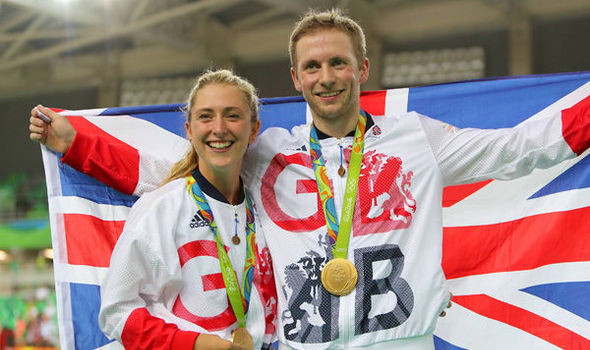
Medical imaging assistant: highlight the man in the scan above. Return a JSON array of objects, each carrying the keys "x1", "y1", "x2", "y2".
[{"x1": 30, "y1": 9, "x2": 590, "y2": 350}]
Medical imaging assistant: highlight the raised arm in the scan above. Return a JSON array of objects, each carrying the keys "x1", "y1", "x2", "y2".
[
  {"x1": 28, "y1": 105, "x2": 176, "y2": 196},
  {"x1": 421, "y1": 95, "x2": 590, "y2": 186},
  {"x1": 29, "y1": 105, "x2": 76, "y2": 154}
]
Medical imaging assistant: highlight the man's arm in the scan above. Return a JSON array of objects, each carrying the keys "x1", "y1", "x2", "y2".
[{"x1": 420, "y1": 95, "x2": 590, "y2": 186}]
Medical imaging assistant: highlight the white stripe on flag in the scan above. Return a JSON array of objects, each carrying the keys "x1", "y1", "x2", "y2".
[
  {"x1": 446, "y1": 261, "x2": 590, "y2": 339},
  {"x1": 54, "y1": 263, "x2": 109, "y2": 285},
  {"x1": 51, "y1": 196, "x2": 131, "y2": 221},
  {"x1": 443, "y1": 150, "x2": 590, "y2": 227},
  {"x1": 436, "y1": 303, "x2": 562, "y2": 350},
  {"x1": 385, "y1": 88, "x2": 409, "y2": 116},
  {"x1": 87, "y1": 115, "x2": 189, "y2": 161},
  {"x1": 96, "y1": 340, "x2": 124, "y2": 350}
]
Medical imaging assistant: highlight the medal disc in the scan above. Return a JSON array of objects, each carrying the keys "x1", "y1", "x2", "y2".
[
  {"x1": 338, "y1": 166, "x2": 346, "y2": 177},
  {"x1": 232, "y1": 235, "x2": 241, "y2": 245},
  {"x1": 321, "y1": 258, "x2": 358, "y2": 296},
  {"x1": 231, "y1": 327, "x2": 253, "y2": 350}
]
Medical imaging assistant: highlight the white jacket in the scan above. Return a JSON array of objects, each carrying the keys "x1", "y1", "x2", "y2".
[
  {"x1": 240, "y1": 111, "x2": 580, "y2": 349},
  {"x1": 98, "y1": 171, "x2": 277, "y2": 350}
]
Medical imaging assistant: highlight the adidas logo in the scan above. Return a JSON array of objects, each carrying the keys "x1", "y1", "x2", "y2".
[
  {"x1": 290, "y1": 144, "x2": 307, "y2": 152},
  {"x1": 190, "y1": 212, "x2": 209, "y2": 228}
]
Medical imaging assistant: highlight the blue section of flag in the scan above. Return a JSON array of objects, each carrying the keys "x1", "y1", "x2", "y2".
[
  {"x1": 407, "y1": 73, "x2": 590, "y2": 128},
  {"x1": 101, "y1": 104, "x2": 187, "y2": 137},
  {"x1": 70, "y1": 283, "x2": 114, "y2": 350},
  {"x1": 521, "y1": 281, "x2": 590, "y2": 322},
  {"x1": 434, "y1": 335, "x2": 467, "y2": 350},
  {"x1": 58, "y1": 158, "x2": 138, "y2": 207},
  {"x1": 259, "y1": 96, "x2": 307, "y2": 132},
  {"x1": 530, "y1": 153, "x2": 590, "y2": 198}
]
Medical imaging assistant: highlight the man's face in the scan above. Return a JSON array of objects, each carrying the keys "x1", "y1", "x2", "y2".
[{"x1": 291, "y1": 28, "x2": 369, "y2": 128}]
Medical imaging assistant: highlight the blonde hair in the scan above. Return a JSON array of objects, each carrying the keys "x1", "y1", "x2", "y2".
[
  {"x1": 289, "y1": 8, "x2": 367, "y2": 70},
  {"x1": 162, "y1": 69, "x2": 259, "y2": 185}
]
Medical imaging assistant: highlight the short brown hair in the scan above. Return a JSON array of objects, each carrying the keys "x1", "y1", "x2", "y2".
[{"x1": 289, "y1": 8, "x2": 367, "y2": 70}]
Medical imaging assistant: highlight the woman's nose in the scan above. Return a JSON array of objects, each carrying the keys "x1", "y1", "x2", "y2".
[{"x1": 212, "y1": 116, "x2": 227, "y2": 134}]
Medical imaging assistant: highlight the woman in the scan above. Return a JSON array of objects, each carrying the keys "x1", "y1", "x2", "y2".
[{"x1": 96, "y1": 70, "x2": 276, "y2": 350}]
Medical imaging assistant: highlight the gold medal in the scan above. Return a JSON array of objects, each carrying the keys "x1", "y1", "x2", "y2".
[
  {"x1": 231, "y1": 327, "x2": 253, "y2": 350},
  {"x1": 338, "y1": 166, "x2": 346, "y2": 177},
  {"x1": 232, "y1": 235, "x2": 241, "y2": 245},
  {"x1": 321, "y1": 258, "x2": 358, "y2": 296}
]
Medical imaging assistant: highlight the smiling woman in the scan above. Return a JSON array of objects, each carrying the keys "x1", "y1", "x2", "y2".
[
  {"x1": 184, "y1": 83, "x2": 260, "y2": 204},
  {"x1": 95, "y1": 69, "x2": 275, "y2": 350}
]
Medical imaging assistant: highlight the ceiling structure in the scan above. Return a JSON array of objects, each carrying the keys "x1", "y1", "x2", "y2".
[{"x1": 1, "y1": 0, "x2": 590, "y2": 98}]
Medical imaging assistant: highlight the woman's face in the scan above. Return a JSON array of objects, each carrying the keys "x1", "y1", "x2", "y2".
[{"x1": 185, "y1": 83, "x2": 260, "y2": 178}]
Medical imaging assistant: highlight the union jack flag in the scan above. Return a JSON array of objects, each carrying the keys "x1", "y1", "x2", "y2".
[{"x1": 40, "y1": 71, "x2": 590, "y2": 349}]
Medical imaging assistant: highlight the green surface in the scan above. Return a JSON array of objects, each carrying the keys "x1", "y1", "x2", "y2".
[{"x1": 0, "y1": 221, "x2": 51, "y2": 249}]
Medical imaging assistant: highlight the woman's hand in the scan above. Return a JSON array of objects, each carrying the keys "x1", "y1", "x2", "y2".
[
  {"x1": 193, "y1": 334, "x2": 249, "y2": 350},
  {"x1": 29, "y1": 105, "x2": 76, "y2": 154}
]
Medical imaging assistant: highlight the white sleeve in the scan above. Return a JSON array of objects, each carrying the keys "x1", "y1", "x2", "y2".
[
  {"x1": 98, "y1": 196, "x2": 184, "y2": 342},
  {"x1": 417, "y1": 112, "x2": 577, "y2": 186}
]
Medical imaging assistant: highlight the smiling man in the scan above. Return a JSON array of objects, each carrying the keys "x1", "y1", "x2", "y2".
[
  {"x1": 290, "y1": 27, "x2": 369, "y2": 138},
  {"x1": 29, "y1": 8, "x2": 590, "y2": 350},
  {"x1": 243, "y1": 10, "x2": 589, "y2": 350}
]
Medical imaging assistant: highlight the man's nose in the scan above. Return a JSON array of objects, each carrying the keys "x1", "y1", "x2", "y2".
[{"x1": 319, "y1": 65, "x2": 335, "y2": 87}]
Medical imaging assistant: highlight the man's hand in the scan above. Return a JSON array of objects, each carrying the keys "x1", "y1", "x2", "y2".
[
  {"x1": 193, "y1": 334, "x2": 249, "y2": 350},
  {"x1": 440, "y1": 292, "x2": 453, "y2": 317},
  {"x1": 29, "y1": 105, "x2": 76, "y2": 154}
]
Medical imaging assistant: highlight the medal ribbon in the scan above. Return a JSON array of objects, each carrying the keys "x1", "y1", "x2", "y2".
[
  {"x1": 186, "y1": 174, "x2": 256, "y2": 328},
  {"x1": 309, "y1": 111, "x2": 367, "y2": 259}
]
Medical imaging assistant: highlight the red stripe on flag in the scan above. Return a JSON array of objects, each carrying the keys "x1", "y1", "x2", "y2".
[
  {"x1": 64, "y1": 116, "x2": 140, "y2": 195},
  {"x1": 64, "y1": 213, "x2": 125, "y2": 267},
  {"x1": 361, "y1": 91, "x2": 386, "y2": 116},
  {"x1": 453, "y1": 294, "x2": 590, "y2": 349},
  {"x1": 443, "y1": 206, "x2": 590, "y2": 279},
  {"x1": 442, "y1": 180, "x2": 493, "y2": 207},
  {"x1": 561, "y1": 94, "x2": 590, "y2": 156}
]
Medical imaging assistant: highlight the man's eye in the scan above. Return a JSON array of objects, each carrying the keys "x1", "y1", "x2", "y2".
[
  {"x1": 332, "y1": 59, "x2": 346, "y2": 66},
  {"x1": 305, "y1": 63, "x2": 319, "y2": 70},
  {"x1": 197, "y1": 114, "x2": 210, "y2": 120}
]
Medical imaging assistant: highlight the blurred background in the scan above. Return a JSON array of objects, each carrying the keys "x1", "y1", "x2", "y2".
[{"x1": 0, "y1": 0, "x2": 589, "y2": 348}]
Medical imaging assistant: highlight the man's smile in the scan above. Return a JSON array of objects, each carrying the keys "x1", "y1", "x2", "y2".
[{"x1": 316, "y1": 90, "x2": 344, "y2": 98}]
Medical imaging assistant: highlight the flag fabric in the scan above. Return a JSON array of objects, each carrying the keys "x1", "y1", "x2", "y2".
[{"x1": 41, "y1": 71, "x2": 590, "y2": 350}]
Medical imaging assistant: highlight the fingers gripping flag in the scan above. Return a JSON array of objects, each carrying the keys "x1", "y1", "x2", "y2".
[{"x1": 40, "y1": 72, "x2": 590, "y2": 350}]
